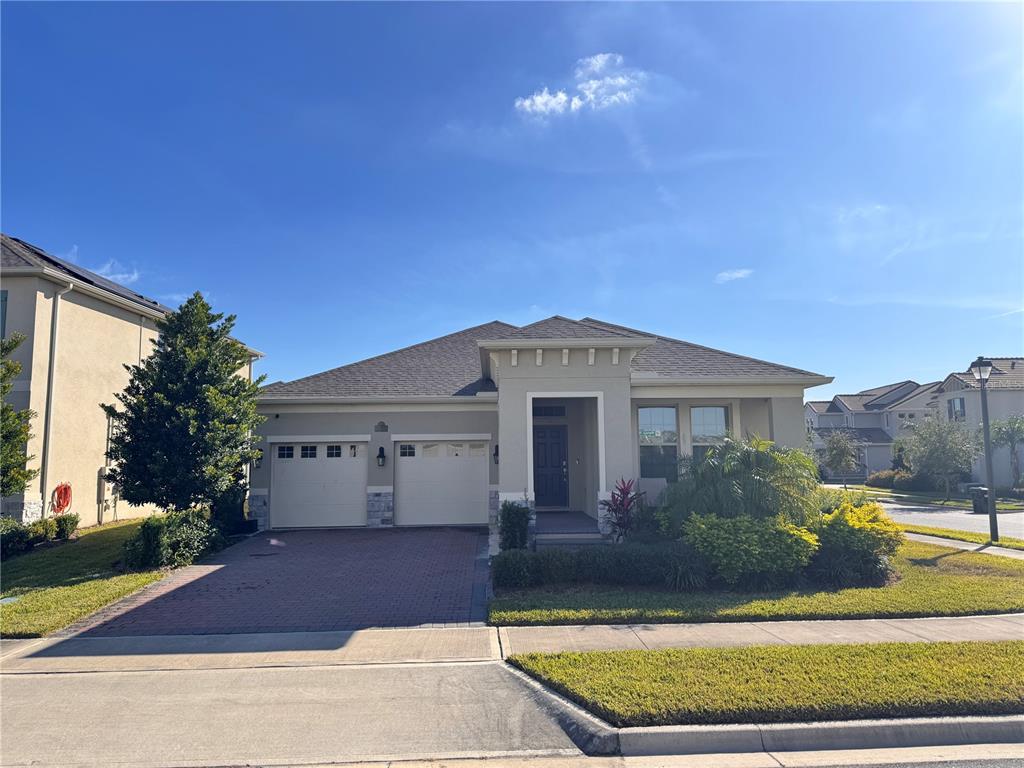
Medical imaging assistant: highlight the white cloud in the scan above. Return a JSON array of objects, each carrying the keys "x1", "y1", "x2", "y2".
[
  {"x1": 714, "y1": 268, "x2": 753, "y2": 284},
  {"x1": 515, "y1": 53, "x2": 647, "y2": 119},
  {"x1": 61, "y1": 245, "x2": 79, "y2": 263},
  {"x1": 92, "y1": 259, "x2": 140, "y2": 285}
]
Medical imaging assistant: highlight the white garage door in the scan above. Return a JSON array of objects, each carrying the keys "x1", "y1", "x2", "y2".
[
  {"x1": 270, "y1": 442, "x2": 367, "y2": 528},
  {"x1": 395, "y1": 441, "x2": 489, "y2": 526}
]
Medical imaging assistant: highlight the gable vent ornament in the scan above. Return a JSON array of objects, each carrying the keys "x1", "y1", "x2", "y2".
[{"x1": 374, "y1": 421, "x2": 389, "y2": 433}]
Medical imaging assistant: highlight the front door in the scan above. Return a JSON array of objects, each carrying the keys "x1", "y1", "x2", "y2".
[{"x1": 533, "y1": 425, "x2": 568, "y2": 507}]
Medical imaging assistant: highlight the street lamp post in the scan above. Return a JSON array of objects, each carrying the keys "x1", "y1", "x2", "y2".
[{"x1": 970, "y1": 356, "x2": 998, "y2": 542}]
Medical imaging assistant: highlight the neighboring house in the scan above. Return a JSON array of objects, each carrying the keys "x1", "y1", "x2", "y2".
[
  {"x1": 935, "y1": 358, "x2": 1024, "y2": 488},
  {"x1": 805, "y1": 380, "x2": 941, "y2": 479},
  {"x1": 0, "y1": 234, "x2": 259, "y2": 526},
  {"x1": 253, "y1": 316, "x2": 831, "y2": 550}
]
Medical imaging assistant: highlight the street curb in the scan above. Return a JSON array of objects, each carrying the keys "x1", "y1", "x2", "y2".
[
  {"x1": 501, "y1": 663, "x2": 620, "y2": 755},
  {"x1": 504, "y1": 663, "x2": 1024, "y2": 757},
  {"x1": 618, "y1": 715, "x2": 1024, "y2": 756}
]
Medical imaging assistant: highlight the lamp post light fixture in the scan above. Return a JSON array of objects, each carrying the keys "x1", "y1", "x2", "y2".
[
  {"x1": 493, "y1": 444, "x2": 499, "y2": 465},
  {"x1": 969, "y1": 356, "x2": 998, "y2": 542},
  {"x1": 376, "y1": 446, "x2": 386, "y2": 467}
]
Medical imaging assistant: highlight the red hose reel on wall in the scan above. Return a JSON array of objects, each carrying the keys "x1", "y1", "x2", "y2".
[{"x1": 51, "y1": 482, "x2": 72, "y2": 516}]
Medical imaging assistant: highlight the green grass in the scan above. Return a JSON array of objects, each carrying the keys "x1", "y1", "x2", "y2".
[
  {"x1": 1, "y1": 519, "x2": 164, "y2": 637},
  {"x1": 510, "y1": 641, "x2": 1024, "y2": 727},
  {"x1": 900, "y1": 524, "x2": 1024, "y2": 552},
  {"x1": 490, "y1": 540, "x2": 1024, "y2": 626},
  {"x1": 844, "y1": 485, "x2": 1024, "y2": 512}
]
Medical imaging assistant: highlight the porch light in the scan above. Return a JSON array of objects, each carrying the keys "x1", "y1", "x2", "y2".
[
  {"x1": 493, "y1": 444, "x2": 499, "y2": 465},
  {"x1": 376, "y1": 446, "x2": 386, "y2": 467},
  {"x1": 969, "y1": 356, "x2": 993, "y2": 382}
]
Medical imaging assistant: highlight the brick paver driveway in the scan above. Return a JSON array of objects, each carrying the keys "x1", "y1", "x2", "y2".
[{"x1": 74, "y1": 528, "x2": 489, "y2": 637}]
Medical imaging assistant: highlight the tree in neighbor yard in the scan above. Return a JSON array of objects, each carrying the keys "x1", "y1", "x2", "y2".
[
  {"x1": 1, "y1": 333, "x2": 39, "y2": 496},
  {"x1": 822, "y1": 430, "x2": 859, "y2": 489},
  {"x1": 898, "y1": 416, "x2": 980, "y2": 500},
  {"x1": 991, "y1": 415, "x2": 1024, "y2": 489},
  {"x1": 103, "y1": 293, "x2": 265, "y2": 515}
]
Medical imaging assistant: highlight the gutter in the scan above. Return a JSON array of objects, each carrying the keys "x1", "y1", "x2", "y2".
[{"x1": 39, "y1": 281, "x2": 73, "y2": 513}]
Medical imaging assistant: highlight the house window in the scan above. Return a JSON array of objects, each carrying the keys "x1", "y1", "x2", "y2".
[
  {"x1": 277, "y1": 445, "x2": 294, "y2": 459},
  {"x1": 399, "y1": 444, "x2": 416, "y2": 457},
  {"x1": 300, "y1": 445, "x2": 317, "y2": 458},
  {"x1": 948, "y1": 398, "x2": 966, "y2": 422},
  {"x1": 908, "y1": 413, "x2": 915, "y2": 419},
  {"x1": 638, "y1": 407, "x2": 679, "y2": 481},
  {"x1": 691, "y1": 406, "x2": 730, "y2": 462},
  {"x1": 327, "y1": 445, "x2": 342, "y2": 458}
]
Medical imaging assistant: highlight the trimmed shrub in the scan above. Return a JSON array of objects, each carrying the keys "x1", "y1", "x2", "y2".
[
  {"x1": 809, "y1": 501, "x2": 904, "y2": 587},
  {"x1": 627, "y1": 502, "x2": 669, "y2": 543},
  {"x1": 124, "y1": 508, "x2": 224, "y2": 570},
  {"x1": 813, "y1": 486, "x2": 869, "y2": 515},
  {"x1": 491, "y1": 542, "x2": 708, "y2": 592},
  {"x1": 27, "y1": 517, "x2": 58, "y2": 545},
  {"x1": 865, "y1": 470, "x2": 896, "y2": 489},
  {"x1": 893, "y1": 471, "x2": 935, "y2": 492},
  {"x1": 0, "y1": 516, "x2": 31, "y2": 560},
  {"x1": 491, "y1": 548, "x2": 537, "y2": 588},
  {"x1": 683, "y1": 515, "x2": 819, "y2": 590},
  {"x1": 54, "y1": 512, "x2": 80, "y2": 540},
  {"x1": 499, "y1": 500, "x2": 531, "y2": 551},
  {"x1": 211, "y1": 483, "x2": 247, "y2": 534}
]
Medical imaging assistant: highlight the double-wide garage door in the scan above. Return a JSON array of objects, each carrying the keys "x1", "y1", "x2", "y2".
[{"x1": 269, "y1": 439, "x2": 489, "y2": 528}]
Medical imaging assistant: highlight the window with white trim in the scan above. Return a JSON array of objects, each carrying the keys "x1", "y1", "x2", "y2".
[
  {"x1": 399, "y1": 444, "x2": 416, "y2": 457},
  {"x1": 690, "y1": 406, "x2": 730, "y2": 462},
  {"x1": 948, "y1": 398, "x2": 966, "y2": 422},
  {"x1": 277, "y1": 445, "x2": 294, "y2": 459},
  {"x1": 638, "y1": 407, "x2": 678, "y2": 481},
  {"x1": 327, "y1": 445, "x2": 342, "y2": 458},
  {"x1": 300, "y1": 445, "x2": 317, "y2": 459}
]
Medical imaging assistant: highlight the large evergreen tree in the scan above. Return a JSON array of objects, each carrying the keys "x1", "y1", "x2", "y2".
[
  {"x1": 1, "y1": 333, "x2": 39, "y2": 497},
  {"x1": 103, "y1": 293, "x2": 265, "y2": 511}
]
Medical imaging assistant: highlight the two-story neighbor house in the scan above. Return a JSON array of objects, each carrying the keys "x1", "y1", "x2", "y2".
[
  {"x1": 934, "y1": 358, "x2": 1024, "y2": 488},
  {"x1": 0, "y1": 234, "x2": 259, "y2": 526},
  {"x1": 805, "y1": 380, "x2": 941, "y2": 479},
  {"x1": 253, "y1": 316, "x2": 831, "y2": 550}
]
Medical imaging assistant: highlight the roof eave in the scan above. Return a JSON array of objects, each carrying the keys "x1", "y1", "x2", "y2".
[
  {"x1": 631, "y1": 374, "x2": 833, "y2": 387},
  {"x1": 257, "y1": 393, "x2": 499, "y2": 405}
]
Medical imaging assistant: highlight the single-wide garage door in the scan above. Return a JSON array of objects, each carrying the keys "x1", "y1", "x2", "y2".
[
  {"x1": 271, "y1": 442, "x2": 368, "y2": 528},
  {"x1": 395, "y1": 440, "x2": 489, "y2": 526}
]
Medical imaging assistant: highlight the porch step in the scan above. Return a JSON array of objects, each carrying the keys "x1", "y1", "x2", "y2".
[{"x1": 535, "y1": 532, "x2": 610, "y2": 548}]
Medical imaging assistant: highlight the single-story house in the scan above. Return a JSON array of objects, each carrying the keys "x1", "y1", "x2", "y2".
[
  {"x1": 0, "y1": 234, "x2": 259, "y2": 526},
  {"x1": 253, "y1": 316, "x2": 831, "y2": 550}
]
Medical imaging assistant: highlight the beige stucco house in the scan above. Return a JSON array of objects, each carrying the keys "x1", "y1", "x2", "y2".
[
  {"x1": 253, "y1": 316, "x2": 831, "y2": 550},
  {"x1": 0, "y1": 234, "x2": 258, "y2": 527}
]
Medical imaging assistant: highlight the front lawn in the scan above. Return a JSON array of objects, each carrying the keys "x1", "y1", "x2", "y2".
[
  {"x1": 900, "y1": 524, "x2": 1024, "y2": 552},
  {"x1": 841, "y1": 485, "x2": 1024, "y2": 512},
  {"x1": 510, "y1": 640, "x2": 1024, "y2": 727},
  {"x1": 490, "y1": 540, "x2": 1024, "y2": 625},
  {"x1": 0, "y1": 518, "x2": 163, "y2": 637}
]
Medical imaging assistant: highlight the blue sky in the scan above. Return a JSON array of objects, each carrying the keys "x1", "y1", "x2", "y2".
[{"x1": 3, "y1": 2, "x2": 1020, "y2": 399}]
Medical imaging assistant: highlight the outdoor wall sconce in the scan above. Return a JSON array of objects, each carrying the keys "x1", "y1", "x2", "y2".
[
  {"x1": 376, "y1": 446, "x2": 386, "y2": 467},
  {"x1": 493, "y1": 444, "x2": 499, "y2": 465}
]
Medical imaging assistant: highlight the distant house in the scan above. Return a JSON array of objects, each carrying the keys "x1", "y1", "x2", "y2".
[
  {"x1": 0, "y1": 234, "x2": 259, "y2": 526},
  {"x1": 805, "y1": 380, "x2": 941, "y2": 480},
  {"x1": 934, "y1": 358, "x2": 1024, "y2": 488}
]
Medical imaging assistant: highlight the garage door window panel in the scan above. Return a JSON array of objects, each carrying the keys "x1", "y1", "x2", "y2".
[
  {"x1": 327, "y1": 445, "x2": 342, "y2": 458},
  {"x1": 301, "y1": 445, "x2": 317, "y2": 459},
  {"x1": 278, "y1": 446, "x2": 294, "y2": 459}
]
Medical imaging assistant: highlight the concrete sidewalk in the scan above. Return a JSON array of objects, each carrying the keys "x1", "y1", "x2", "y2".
[
  {"x1": 4, "y1": 614, "x2": 1021, "y2": 673},
  {"x1": 498, "y1": 613, "x2": 1024, "y2": 657},
  {"x1": 904, "y1": 532, "x2": 1024, "y2": 560}
]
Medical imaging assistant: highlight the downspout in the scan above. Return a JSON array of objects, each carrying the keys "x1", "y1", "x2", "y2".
[{"x1": 39, "y1": 282, "x2": 74, "y2": 515}]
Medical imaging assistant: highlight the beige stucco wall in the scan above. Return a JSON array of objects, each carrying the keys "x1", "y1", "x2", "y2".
[{"x1": 939, "y1": 388, "x2": 1024, "y2": 487}]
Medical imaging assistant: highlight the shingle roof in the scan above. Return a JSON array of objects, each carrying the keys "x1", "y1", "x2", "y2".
[
  {"x1": 502, "y1": 316, "x2": 636, "y2": 339},
  {"x1": 886, "y1": 381, "x2": 941, "y2": 408},
  {"x1": 806, "y1": 401, "x2": 831, "y2": 414},
  {"x1": 262, "y1": 316, "x2": 828, "y2": 399},
  {"x1": 812, "y1": 426, "x2": 893, "y2": 444},
  {"x1": 261, "y1": 321, "x2": 517, "y2": 398},
  {"x1": 943, "y1": 358, "x2": 1024, "y2": 390},
  {"x1": 1, "y1": 234, "x2": 170, "y2": 314},
  {"x1": 580, "y1": 318, "x2": 824, "y2": 379}
]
